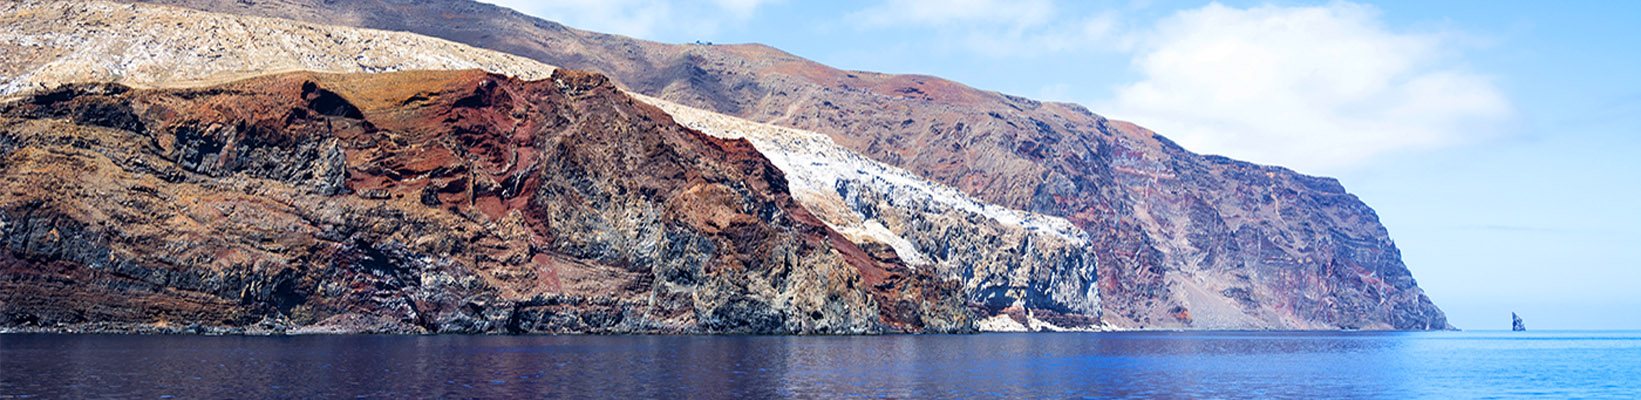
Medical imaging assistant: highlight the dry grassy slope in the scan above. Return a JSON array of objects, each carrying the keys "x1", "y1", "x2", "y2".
[
  {"x1": 0, "y1": 0, "x2": 554, "y2": 96},
  {"x1": 119, "y1": 0, "x2": 1450, "y2": 331}
]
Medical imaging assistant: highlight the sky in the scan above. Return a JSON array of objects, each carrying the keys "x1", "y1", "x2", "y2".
[{"x1": 483, "y1": 0, "x2": 1641, "y2": 330}]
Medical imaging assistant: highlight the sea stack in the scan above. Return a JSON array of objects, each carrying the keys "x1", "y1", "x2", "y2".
[{"x1": 1512, "y1": 312, "x2": 1527, "y2": 331}]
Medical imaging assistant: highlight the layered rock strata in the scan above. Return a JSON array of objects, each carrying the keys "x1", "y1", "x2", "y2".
[
  {"x1": 0, "y1": 69, "x2": 973, "y2": 334},
  {"x1": 3, "y1": 0, "x2": 1106, "y2": 331}
]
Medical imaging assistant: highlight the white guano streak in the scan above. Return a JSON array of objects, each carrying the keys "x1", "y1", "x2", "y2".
[{"x1": 631, "y1": 92, "x2": 1089, "y2": 267}]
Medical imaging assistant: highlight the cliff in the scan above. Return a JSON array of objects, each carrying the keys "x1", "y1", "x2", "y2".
[
  {"x1": 636, "y1": 94, "x2": 1101, "y2": 330},
  {"x1": 0, "y1": 67, "x2": 973, "y2": 334},
  {"x1": 118, "y1": 0, "x2": 1448, "y2": 330},
  {"x1": 2, "y1": 0, "x2": 1101, "y2": 331},
  {"x1": 1, "y1": 0, "x2": 1450, "y2": 331}
]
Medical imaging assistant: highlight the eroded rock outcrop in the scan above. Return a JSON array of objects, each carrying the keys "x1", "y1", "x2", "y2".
[{"x1": 0, "y1": 69, "x2": 973, "y2": 334}]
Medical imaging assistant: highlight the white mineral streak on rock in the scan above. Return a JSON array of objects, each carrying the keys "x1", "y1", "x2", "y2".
[
  {"x1": 976, "y1": 314, "x2": 1028, "y2": 332},
  {"x1": 636, "y1": 93, "x2": 1105, "y2": 331},
  {"x1": 0, "y1": 0, "x2": 556, "y2": 96},
  {"x1": 633, "y1": 92, "x2": 1089, "y2": 266}
]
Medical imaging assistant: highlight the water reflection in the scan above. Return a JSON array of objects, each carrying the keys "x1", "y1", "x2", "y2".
[{"x1": 2, "y1": 331, "x2": 1637, "y2": 399}]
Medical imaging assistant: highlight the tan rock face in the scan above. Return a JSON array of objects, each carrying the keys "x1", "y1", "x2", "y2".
[
  {"x1": 0, "y1": 69, "x2": 973, "y2": 334},
  {"x1": 125, "y1": 0, "x2": 1450, "y2": 330}
]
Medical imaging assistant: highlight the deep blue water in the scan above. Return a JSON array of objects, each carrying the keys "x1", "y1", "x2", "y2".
[{"x1": 2, "y1": 330, "x2": 1636, "y2": 399}]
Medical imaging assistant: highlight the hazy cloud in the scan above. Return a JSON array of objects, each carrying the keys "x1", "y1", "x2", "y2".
[
  {"x1": 481, "y1": 0, "x2": 779, "y2": 39},
  {"x1": 849, "y1": 0, "x2": 1119, "y2": 56},
  {"x1": 1100, "y1": 2, "x2": 1511, "y2": 173},
  {"x1": 854, "y1": 0, "x2": 1054, "y2": 29}
]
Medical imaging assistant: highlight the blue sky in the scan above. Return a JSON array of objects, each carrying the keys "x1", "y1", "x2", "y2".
[{"x1": 485, "y1": 0, "x2": 1641, "y2": 330}]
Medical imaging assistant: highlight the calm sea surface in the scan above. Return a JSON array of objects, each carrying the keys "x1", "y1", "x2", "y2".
[{"x1": 2, "y1": 330, "x2": 1636, "y2": 399}]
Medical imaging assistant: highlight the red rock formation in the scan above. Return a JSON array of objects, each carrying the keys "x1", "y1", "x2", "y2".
[{"x1": 0, "y1": 69, "x2": 973, "y2": 334}]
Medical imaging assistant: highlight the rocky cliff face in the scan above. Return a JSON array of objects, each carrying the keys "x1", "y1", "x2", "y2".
[
  {"x1": 0, "y1": 68, "x2": 973, "y2": 334},
  {"x1": 637, "y1": 94, "x2": 1101, "y2": 330},
  {"x1": 125, "y1": 0, "x2": 1449, "y2": 330},
  {"x1": 3, "y1": 0, "x2": 1104, "y2": 331},
  {"x1": 3, "y1": 0, "x2": 1450, "y2": 331}
]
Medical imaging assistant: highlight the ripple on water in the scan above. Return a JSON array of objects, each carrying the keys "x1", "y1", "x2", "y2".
[{"x1": 0, "y1": 331, "x2": 1636, "y2": 398}]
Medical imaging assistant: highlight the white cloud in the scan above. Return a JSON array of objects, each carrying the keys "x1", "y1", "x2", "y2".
[
  {"x1": 1100, "y1": 2, "x2": 1511, "y2": 173},
  {"x1": 481, "y1": 0, "x2": 779, "y2": 40}
]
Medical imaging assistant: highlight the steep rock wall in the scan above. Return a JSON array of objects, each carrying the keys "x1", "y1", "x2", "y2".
[
  {"x1": 0, "y1": 69, "x2": 974, "y2": 334},
  {"x1": 638, "y1": 94, "x2": 1102, "y2": 329}
]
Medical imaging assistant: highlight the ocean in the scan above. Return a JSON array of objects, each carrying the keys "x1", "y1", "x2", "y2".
[{"x1": 2, "y1": 330, "x2": 1635, "y2": 399}]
